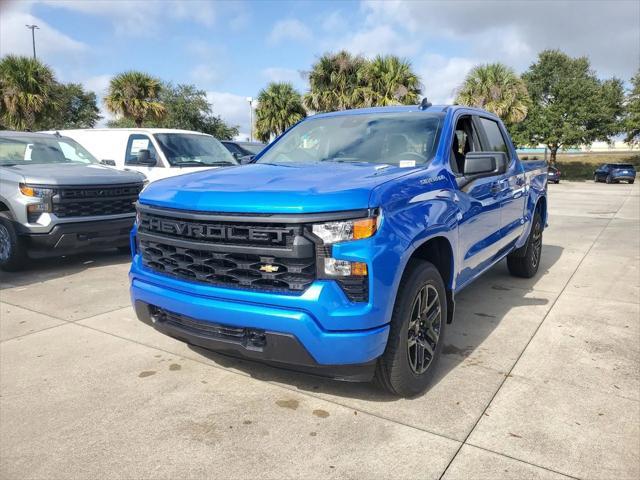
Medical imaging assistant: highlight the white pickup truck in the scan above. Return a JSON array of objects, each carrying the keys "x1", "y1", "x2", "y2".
[{"x1": 49, "y1": 128, "x2": 239, "y2": 183}]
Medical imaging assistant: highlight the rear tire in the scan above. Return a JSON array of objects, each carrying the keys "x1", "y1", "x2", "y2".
[
  {"x1": 375, "y1": 260, "x2": 447, "y2": 397},
  {"x1": 507, "y1": 211, "x2": 543, "y2": 278},
  {"x1": 0, "y1": 218, "x2": 27, "y2": 272},
  {"x1": 630, "y1": 180, "x2": 635, "y2": 184}
]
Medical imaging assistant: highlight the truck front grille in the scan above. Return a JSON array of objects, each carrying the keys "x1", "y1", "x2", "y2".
[
  {"x1": 137, "y1": 208, "x2": 317, "y2": 294},
  {"x1": 53, "y1": 184, "x2": 142, "y2": 218},
  {"x1": 140, "y1": 239, "x2": 315, "y2": 293}
]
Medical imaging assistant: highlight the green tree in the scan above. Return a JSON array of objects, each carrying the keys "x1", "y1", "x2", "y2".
[
  {"x1": 455, "y1": 63, "x2": 530, "y2": 127},
  {"x1": 255, "y1": 82, "x2": 306, "y2": 142},
  {"x1": 624, "y1": 70, "x2": 640, "y2": 146},
  {"x1": 107, "y1": 82, "x2": 238, "y2": 139},
  {"x1": 513, "y1": 50, "x2": 625, "y2": 162},
  {"x1": 361, "y1": 55, "x2": 421, "y2": 106},
  {"x1": 0, "y1": 55, "x2": 55, "y2": 130},
  {"x1": 104, "y1": 71, "x2": 166, "y2": 127},
  {"x1": 304, "y1": 51, "x2": 368, "y2": 112},
  {"x1": 36, "y1": 83, "x2": 101, "y2": 130}
]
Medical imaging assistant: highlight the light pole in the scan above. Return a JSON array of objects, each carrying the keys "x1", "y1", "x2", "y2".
[
  {"x1": 25, "y1": 24, "x2": 39, "y2": 59},
  {"x1": 246, "y1": 97, "x2": 253, "y2": 142}
]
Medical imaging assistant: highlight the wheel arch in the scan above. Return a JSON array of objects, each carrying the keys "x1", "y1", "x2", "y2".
[
  {"x1": 402, "y1": 235, "x2": 456, "y2": 324},
  {"x1": 0, "y1": 199, "x2": 16, "y2": 221}
]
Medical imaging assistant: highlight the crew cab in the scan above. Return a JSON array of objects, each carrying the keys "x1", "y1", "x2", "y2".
[
  {"x1": 50, "y1": 129, "x2": 238, "y2": 183},
  {"x1": 0, "y1": 131, "x2": 145, "y2": 270},
  {"x1": 129, "y1": 104, "x2": 547, "y2": 397}
]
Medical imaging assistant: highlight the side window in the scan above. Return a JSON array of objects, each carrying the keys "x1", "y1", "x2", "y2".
[
  {"x1": 450, "y1": 115, "x2": 480, "y2": 174},
  {"x1": 479, "y1": 118, "x2": 508, "y2": 153},
  {"x1": 125, "y1": 134, "x2": 159, "y2": 166}
]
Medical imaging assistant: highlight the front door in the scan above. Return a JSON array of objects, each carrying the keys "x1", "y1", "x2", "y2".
[
  {"x1": 451, "y1": 115, "x2": 503, "y2": 288},
  {"x1": 124, "y1": 134, "x2": 163, "y2": 181}
]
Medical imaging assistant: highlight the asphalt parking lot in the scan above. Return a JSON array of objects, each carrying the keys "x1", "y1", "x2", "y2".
[{"x1": 1, "y1": 181, "x2": 638, "y2": 480}]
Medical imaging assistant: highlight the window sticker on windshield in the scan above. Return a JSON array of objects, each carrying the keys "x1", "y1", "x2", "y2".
[
  {"x1": 130, "y1": 138, "x2": 149, "y2": 155},
  {"x1": 399, "y1": 160, "x2": 416, "y2": 168}
]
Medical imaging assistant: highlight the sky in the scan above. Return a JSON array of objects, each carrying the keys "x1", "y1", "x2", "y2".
[{"x1": 1, "y1": 0, "x2": 639, "y2": 139}]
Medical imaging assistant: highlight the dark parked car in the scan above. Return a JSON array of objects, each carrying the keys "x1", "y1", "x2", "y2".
[
  {"x1": 221, "y1": 141, "x2": 265, "y2": 163},
  {"x1": 594, "y1": 163, "x2": 636, "y2": 184},
  {"x1": 548, "y1": 166, "x2": 561, "y2": 183}
]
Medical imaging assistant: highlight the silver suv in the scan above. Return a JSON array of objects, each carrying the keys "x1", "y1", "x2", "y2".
[{"x1": 0, "y1": 131, "x2": 145, "y2": 271}]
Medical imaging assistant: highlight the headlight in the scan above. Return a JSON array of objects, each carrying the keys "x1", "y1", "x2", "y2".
[
  {"x1": 19, "y1": 183, "x2": 55, "y2": 198},
  {"x1": 312, "y1": 214, "x2": 380, "y2": 244}
]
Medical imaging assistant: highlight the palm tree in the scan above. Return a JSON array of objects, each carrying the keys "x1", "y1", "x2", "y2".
[
  {"x1": 455, "y1": 63, "x2": 530, "y2": 125},
  {"x1": 0, "y1": 55, "x2": 55, "y2": 130},
  {"x1": 104, "y1": 71, "x2": 166, "y2": 127},
  {"x1": 304, "y1": 51, "x2": 367, "y2": 112},
  {"x1": 255, "y1": 82, "x2": 306, "y2": 142},
  {"x1": 361, "y1": 55, "x2": 421, "y2": 106}
]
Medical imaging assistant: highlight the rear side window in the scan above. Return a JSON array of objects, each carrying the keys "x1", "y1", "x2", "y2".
[
  {"x1": 479, "y1": 118, "x2": 508, "y2": 153},
  {"x1": 125, "y1": 134, "x2": 159, "y2": 165}
]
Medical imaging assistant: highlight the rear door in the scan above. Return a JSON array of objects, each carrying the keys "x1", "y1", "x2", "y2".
[
  {"x1": 452, "y1": 114, "x2": 503, "y2": 288},
  {"x1": 477, "y1": 117, "x2": 526, "y2": 250}
]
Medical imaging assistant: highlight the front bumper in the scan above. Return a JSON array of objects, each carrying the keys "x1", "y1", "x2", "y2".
[
  {"x1": 130, "y1": 255, "x2": 390, "y2": 377},
  {"x1": 20, "y1": 217, "x2": 134, "y2": 258}
]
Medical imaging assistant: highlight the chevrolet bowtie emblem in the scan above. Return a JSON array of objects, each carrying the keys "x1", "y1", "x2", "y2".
[{"x1": 260, "y1": 264, "x2": 280, "y2": 273}]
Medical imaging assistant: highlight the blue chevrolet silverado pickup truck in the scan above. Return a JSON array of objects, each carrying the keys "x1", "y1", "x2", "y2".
[{"x1": 129, "y1": 103, "x2": 547, "y2": 397}]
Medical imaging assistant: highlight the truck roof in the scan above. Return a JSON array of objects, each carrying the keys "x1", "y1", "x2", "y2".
[
  {"x1": 310, "y1": 104, "x2": 495, "y2": 119},
  {"x1": 42, "y1": 128, "x2": 211, "y2": 136},
  {"x1": 0, "y1": 130, "x2": 63, "y2": 139}
]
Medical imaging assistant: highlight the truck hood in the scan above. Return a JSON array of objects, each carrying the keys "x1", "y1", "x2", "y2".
[
  {"x1": 140, "y1": 162, "x2": 416, "y2": 213},
  {"x1": 6, "y1": 163, "x2": 145, "y2": 185}
]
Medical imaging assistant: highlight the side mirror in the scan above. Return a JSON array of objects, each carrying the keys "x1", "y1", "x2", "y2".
[
  {"x1": 231, "y1": 152, "x2": 241, "y2": 160},
  {"x1": 464, "y1": 152, "x2": 507, "y2": 176},
  {"x1": 239, "y1": 155, "x2": 255, "y2": 164},
  {"x1": 137, "y1": 149, "x2": 157, "y2": 166},
  {"x1": 100, "y1": 159, "x2": 116, "y2": 166}
]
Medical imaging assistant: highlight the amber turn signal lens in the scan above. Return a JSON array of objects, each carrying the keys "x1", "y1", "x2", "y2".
[
  {"x1": 19, "y1": 184, "x2": 35, "y2": 197},
  {"x1": 353, "y1": 218, "x2": 377, "y2": 240},
  {"x1": 351, "y1": 262, "x2": 368, "y2": 276}
]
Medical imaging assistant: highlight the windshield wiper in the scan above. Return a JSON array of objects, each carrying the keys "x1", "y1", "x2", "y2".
[{"x1": 206, "y1": 161, "x2": 236, "y2": 166}]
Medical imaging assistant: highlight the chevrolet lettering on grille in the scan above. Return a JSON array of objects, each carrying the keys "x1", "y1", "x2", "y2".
[{"x1": 146, "y1": 217, "x2": 289, "y2": 244}]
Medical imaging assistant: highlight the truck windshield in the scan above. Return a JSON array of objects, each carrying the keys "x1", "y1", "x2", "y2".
[
  {"x1": 154, "y1": 133, "x2": 238, "y2": 167},
  {"x1": 0, "y1": 134, "x2": 98, "y2": 166},
  {"x1": 257, "y1": 112, "x2": 444, "y2": 166}
]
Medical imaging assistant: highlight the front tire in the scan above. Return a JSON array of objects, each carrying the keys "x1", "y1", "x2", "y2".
[
  {"x1": 0, "y1": 218, "x2": 27, "y2": 272},
  {"x1": 606, "y1": 175, "x2": 613, "y2": 184},
  {"x1": 507, "y1": 211, "x2": 543, "y2": 278},
  {"x1": 375, "y1": 260, "x2": 447, "y2": 397}
]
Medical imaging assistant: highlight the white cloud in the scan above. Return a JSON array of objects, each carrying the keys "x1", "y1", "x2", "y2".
[
  {"x1": 0, "y1": 7, "x2": 87, "y2": 58},
  {"x1": 335, "y1": 24, "x2": 420, "y2": 58},
  {"x1": 268, "y1": 19, "x2": 312, "y2": 46},
  {"x1": 207, "y1": 91, "x2": 253, "y2": 140},
  {"x1": 40, "y1": 0, "x2": 217, "y2": 36},
  {"x1": 321, "y1": 10, "x2": 348, "y2": 33},
  {"x1": 261, "y1": 67, "x2": 306, "y2": 89},
  {"x1": 359, "y1": 0, "x2": 640, "y2": 79},
  {"x1": 418, "y1": 55, "x2": 477, "y2": 104},
  {"x1": 83, "y1": 74, "x2": 112, "y2": 97},
  {"x1": 191, "y1": 64, "x2": 221, "y2": 85}
]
